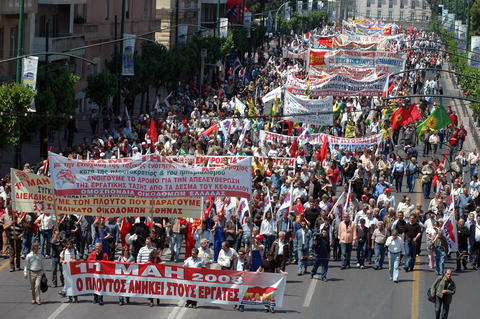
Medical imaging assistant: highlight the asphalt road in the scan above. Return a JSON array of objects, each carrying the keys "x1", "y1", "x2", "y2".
[{"x1": 1, "y1": 61, "x2": 479, "y2": 319}]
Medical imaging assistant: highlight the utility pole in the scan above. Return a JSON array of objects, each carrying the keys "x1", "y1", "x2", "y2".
[
  {"x1": 117, "y1": 0, "x2": 126, "y2": 117},
  {"x1": 40, "y1": 21, "x2": 49, "y2": 159},
  {"x1": 217, "y1": 0, "x2": 220, "y2": 36},
  {"x1": 13, "y1": 0, "x2": 25, "y2": 168},
  {"x1": 467, "y1": 0, "x2": 471, "y2": 50}
]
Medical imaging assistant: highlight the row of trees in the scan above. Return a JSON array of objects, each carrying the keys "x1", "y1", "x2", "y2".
[{"x1": 85, "y1": 26, "x2": 267, "y2": 114}]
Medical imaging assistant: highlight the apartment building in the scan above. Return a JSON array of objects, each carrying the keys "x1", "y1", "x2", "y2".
[{"x1": 356, "y1": 0, "x2": 432, "y2": 23}]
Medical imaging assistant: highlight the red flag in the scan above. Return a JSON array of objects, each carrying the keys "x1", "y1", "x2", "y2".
[
  {"x1": 441, "y1": 150, "x2": 448, "y2": 164},
  {"x1": 390, "y1": 107, "x2": 411, "y2": 130},
  {"x1": 409, "y1": 104, "x2": 421, "y2": 120},
  {"x1": 289, "y1": 137, "x2": 298, "y2": 157},
  {"x1": 387, "y1": 82, "x2": 395, "y2": 92},
  {"x1": 42, "y1": 146, "x2": 53, "y2": 174},
  {"x1": 203, "y1": 201, "x2": 214, "y2": 220},
  {"x1": 319, "y1": 136, "x2": 329, "y2": 162},
  {"x1": 148, "y1": 119, "x2": 158, "y2": 145},
  {"x1": 287, "y1": 121, "x2": 294, "y2": 135},
  {"x1": 199, "y1": 121, "x2": 218, "y2": 137}
]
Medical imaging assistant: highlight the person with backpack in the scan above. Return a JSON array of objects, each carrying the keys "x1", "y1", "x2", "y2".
[{"x1": 430, "y1": 269, "x2": 456, "y2": 319}]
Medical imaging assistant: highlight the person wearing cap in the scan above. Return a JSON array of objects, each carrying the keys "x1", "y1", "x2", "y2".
[{"x1": 377, "y1": 187, "x2": 396, "y2": 209}]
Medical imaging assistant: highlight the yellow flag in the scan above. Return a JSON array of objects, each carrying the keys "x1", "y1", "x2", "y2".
[
  {"x1": 345, "y1": 124, "x2": 356, "y2": 138},
  {"x1": 247, "y1": 97, "x2": 257, "y2": 117}
]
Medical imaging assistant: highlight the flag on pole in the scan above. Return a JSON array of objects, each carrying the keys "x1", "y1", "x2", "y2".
[
  {"x1": 147, "y1": 118, "x2": 158, "y2": 145},
  {"x1": 277, "y1": 185, "x2": 293, "y2": 219},
  {"x1": 442, "y1": 209, "x2": 458, "y2": 253},
  {"x1": 331, "y1": 192, "x2": 346, "y2": 221},
  {"x1": 344, "y1": 183, "x2": 353, "y2": 216},
  {"x1": 264, "y1": 189, "x2": 272, "y2": 214},
  {"x1": 416, "y1": 104, "x2": 452, "y2": 141},
  {"x1": 42, "y1": 146, "x2": 53, "y2": 175},
  {"x1": 236, "y1": 120, "x2": 249, "y2": 149},
  {"x1": 235, "y1": 97, "x2": 246, "y2": 115},
  {"x1": 163, "y1": 91, "x2": 173, "y2": 108},
  {"x1": 218, "y1": 118, "x2": 233, "y2": 145},
  {"x1": 444, "y1": 194, "x2": 455, "y2": 219},
  {"x1": 319, "y1": 135, "x2": 329, "y2": 162},
  {"x1": 203, "y1": 200, "x2": 215, "y2": 219},
  {"x1": 237, "y1": 198, "x2": 249, "y2": 223},
  {"x1": 297, "y1": 127, "x2": 311, "y2": 145}
]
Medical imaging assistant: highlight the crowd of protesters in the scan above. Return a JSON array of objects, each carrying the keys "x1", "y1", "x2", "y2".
[{"x1": 0, "y1": 26, "x2": 478, "y2": 316}]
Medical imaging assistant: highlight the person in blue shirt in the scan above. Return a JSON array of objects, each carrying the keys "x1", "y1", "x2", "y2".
[
  {"x1": 391, "y1": 156, "x2": 406, "y2": 193},
  {"x1": 373, "y1": 177, "x2": 388, "y2": 198},
  {"x1": 271, "y1": 169, "x2": 283, "y2": 193}
]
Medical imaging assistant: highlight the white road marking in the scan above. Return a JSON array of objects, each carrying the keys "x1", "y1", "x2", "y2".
[
  {"x1": 303, "y1": 278, "x2": 318, "y2": 307},
  {"x1": 47, "y1": 303, "x2": 69, "y2": 319},
  {"x1": 167, "y1": 300, "x2": 186, "y2": 319}
]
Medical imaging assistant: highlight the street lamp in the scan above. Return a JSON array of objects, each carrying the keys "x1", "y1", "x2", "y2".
[{"x1": 67, "y1": 57, "x2": 77, "y2": 73}]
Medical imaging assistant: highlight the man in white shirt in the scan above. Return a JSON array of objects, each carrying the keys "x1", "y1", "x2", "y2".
[
  {"x1": 385, "y1": 230, "x2": 405, "y2": 283},
  {"x1": 468, "y1": 148, "x2": 479, "y2": 181},
  {"x1": 397, "y1": 197, "x2": 415, "y2": 219},
  {"x1": 184, "y1": 248, "x2": 204, "y2": 309},
  {"x1": 59, "y1": 239, "x2": 80, "y2": 302},
  {"x1": 24, "y1": 242, "x2": 45, "y2": 305},
  {"x1": 377, "y1": 188, "x2": 396, "y2": 208},
  {"x1": 137, "y1": 237, "x2": 155, "y2": 264},
  {"x1": 35, "y1": 213, "x2": 55, "y2": 258},
  {"x1": 217, "y1": 241, "x2": 238, "y2": 270},
  {"x1": 260, "y1": 211, "x2": 277, "y2": 256}
]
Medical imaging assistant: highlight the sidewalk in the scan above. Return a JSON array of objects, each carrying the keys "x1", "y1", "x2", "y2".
[
  {"x1": 0, "y1": 86, "x2": 168, "y2": 176},
  {"x1": 443, "y1": 58, "x2": 479, "y2": 152}
]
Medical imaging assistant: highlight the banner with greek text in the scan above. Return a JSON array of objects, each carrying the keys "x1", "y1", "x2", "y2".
[
  {"x1": 49, "y1": 153, "x2": 252, "y2": 199},
  {"x1": 64, "y1": 261, "x2": 286, "y2": 307},
  {"x1": 283, "y1": 91, "x2": 333, "y2": 125},
  {"x1": 122, "y1": 34, "x2": 135, "y2": 76},
  {"x1": 168, "y1": 156, "x2": 295, "y2": 168},
  {"x1": 308, "y1": 49, "x2": 405, "y2": 73},
  {"x1": 259, "y1": 130, "x2": 297, "y2": 145},
  {"x1": 262, "y1": 87, "x2": 282, "y2": 103},
  {"x1": 309, "y1": 65, "x2": 387, "y2": 80},
  {"x1": 286, "y1": 73, "x2": 389, "y2": 97},
  {"x1": 309, "y1": 133, "x2": 383, "y2": 152},
  {"x1": 11, "y1": 169, "x2": 202, "y2": 217}
]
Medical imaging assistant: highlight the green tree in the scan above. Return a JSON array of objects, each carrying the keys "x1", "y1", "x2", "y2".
[
  {"x1": 471, "y1": 0, "x2": 480, "y2": 36},
  {"x1": 0, "y1": 83, "x2": 35, "y2": 171},
  {"x1": 84, "y1": 73, "x2": 118, "y2": 109}
]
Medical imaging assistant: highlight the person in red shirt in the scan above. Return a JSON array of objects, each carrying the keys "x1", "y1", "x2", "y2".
[
  {"x1": 448, "y1": 130, "x2": 459, "y2": 162},
  {"x1": 327, "y1": 162, "x2": 341, "y2": 193},
  {"x1": 458, "y1": 124, "x2": 467, "y2": 150},
  {"x1": 88, "y1": 243, "x2": 108, "y2": 305},
  {"x1": 449, "y1": 111, "x2": 458, "y2": 127}
]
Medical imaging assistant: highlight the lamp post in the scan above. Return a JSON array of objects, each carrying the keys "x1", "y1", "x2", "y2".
[{"x1": 275, "y1": 2, "x2": 290, "y2": 32}]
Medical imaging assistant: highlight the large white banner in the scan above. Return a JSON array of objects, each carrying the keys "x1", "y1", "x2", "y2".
[
  {"x1": 168, "y1": 156, "x2": 295, "y2": 168},
  {"x1": 286, "y1": 73, "x2": 389, "y2": 97},
  {"x1": 310, "y1": 133, "x2": 383, "y2": 152},
  {"x1": 65, "y1": 261, "x2": 286, "y2": 307},
  {"x1": 308, "y1": 49, "x2": 406, "y2": 73},
  {"x1": 309, "y1": 65, "x2": 388, "y2": 79},
  {"x1": 262, "y1": 87, "x2": 282, "y2": 103},
  {"x1": 11, "y1": 169, "x2": 202, "y2": 217},
  {"x1": 49, "y1": 153, "x2": 252, "y2": 199},
  {"x1": 283, "y1": 91, "x2": 333, "y2": 125}
]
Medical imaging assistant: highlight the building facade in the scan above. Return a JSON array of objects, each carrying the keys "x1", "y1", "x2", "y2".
[{"x1": 356, "y1": 0, "x2": 432, "y2": 24}]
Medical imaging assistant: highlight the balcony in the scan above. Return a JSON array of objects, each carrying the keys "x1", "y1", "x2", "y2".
[
  {"x1": 1, "y1": 0, "x2": 38, "y2": 15},
  {"x1": 33, "y1": 34, "x2": 85, "y2": 61}
]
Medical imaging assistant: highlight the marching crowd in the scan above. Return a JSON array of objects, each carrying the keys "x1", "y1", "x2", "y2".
[{"x1": 0, "y1": 26, "x2": 475, "y2": 317}]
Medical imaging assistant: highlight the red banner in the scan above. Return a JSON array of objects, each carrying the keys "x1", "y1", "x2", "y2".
[{"x1": 64, "y1": 261, "x2": 286, "y2": 307}]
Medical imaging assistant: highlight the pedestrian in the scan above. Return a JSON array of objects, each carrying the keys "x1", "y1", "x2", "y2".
[
  {"x1": 293, "y1": 220, "x2": 313, "y2": 275},
  {"x1": 8, "y1": 213, "x2": 23, "y2": 272},
  {"x1": 469, "y1": 214, "x2": 480, "y2": 268},
  {"x1": 35, "y1": 212, "x2": 54, "y2": 259},
  {"x1": 232, "y1": 248, "x2": 250, "y2": 312},
  {"x1": 372, "y1": 221, "x2": 387, "y2": 270},
  {"x1": 59, "y1": 238, "x2": 80, "y2": 303},
  {"x1": 23, "y1": 242, "x2": 45, "y2": 305},
  {"x1": 310, "y1": 228, "x2": 330, "y2": 281},
  {"x1": 403, "y1": 214, "x2": 422, "y2": 272},
  {"x1": 184, "y1": 248, "x2": 205, "y2": 309},
  {"x1": 256, "y1": 251, "x2": 288, "y2": 313},
  {"x1": 431, "y1": 269, "x2": 456, "y2": 319},
  {"x1": 338, "y1": 212, "x2": 356, "y2": 270},
  {"x1": 147, "y1": 248, "x2": 162, "y2": 307},
  {"x1": 50, "y1": 230, "x2": 64, "y2": 288},
  {"x1": 456, "y1": 219, "x2": 470, "y2": 271},
  {"x1": 433, "y1": 229, "x2": 449, "y2": 275},
  {"x1": 87, "y1": 242, "x2": 108, "y2": 305},
  {"x1": 385, "y1": 230, "x2": 404, "y2": 283},
  {"x1": 117, "y1": 246, "x2": 134, "y2": 306},
  {"x1": 271, "y1": 231, "x2": 291, "y2": 272}
]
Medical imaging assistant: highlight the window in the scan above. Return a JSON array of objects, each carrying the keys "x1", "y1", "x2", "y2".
[
  {"x1": 378, "y1": 0, "x2": 382, "y2": 8},
  {"x1": 423, "y1": 1, "x2": 427, "y2": 9},
  {"x1": 400, "y1": 0, "x2": 404, "y2": 9},
  {"x1": 377, "y1": 10, "x2": 382, "y2": 19},
  {"x1": 10, "y1": 26, "x2": 17, "y2": 58},
  {"x1": 389, "y1": 0, "x2": 393, "y2": 8},
  {"x1": 367, "y1": 0, "x2": 371, "y2": 7},
  {"x1": 105, "y1": 0, "x2": 109, "y2": 20},
  {"x1": 400, "y1": 11, "x2": 404, "y2": 20},
  {"x1": 144, "y1": 0, "x2": 149, "y2": 19},
  {"x1": 0, "y1": 28, "x2": 3, "y2": 59},
  {"x1": 126, "y1": 0, "x2": 130, "y2": 19},
  {"x1": 411, "y1": 0, "x2": 415, "y2": 9},
  {"x1": 388, "y1": 11, "x2": 393, "y2": 19},
  {"x1": 366, "y1": 10, "x2": 371, "y2": 18},
  {"x1": 411, "y1": 11, "x2": 415, "y2": 20}
]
